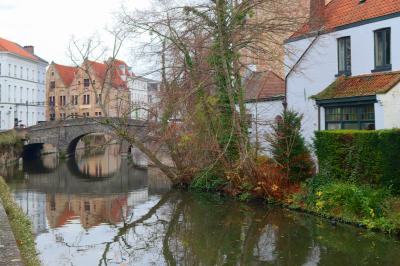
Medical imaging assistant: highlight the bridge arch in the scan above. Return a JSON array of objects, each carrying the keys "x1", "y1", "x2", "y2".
[{"x1": 24, "y1": 118, "x2": 146, "y2": 158}]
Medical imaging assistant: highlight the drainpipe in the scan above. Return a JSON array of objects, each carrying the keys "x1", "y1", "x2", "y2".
[{"x1": 283, "y1": 32, "x2": 321, "y2": 111}]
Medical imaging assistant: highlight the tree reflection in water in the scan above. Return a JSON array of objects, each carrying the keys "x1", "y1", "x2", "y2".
[
  {"x1": 4, "y1": 149, "x2": 400, "y2": 266},
  {"x1": 98, "y1": 191, "x2": 400, "y2": 266}
]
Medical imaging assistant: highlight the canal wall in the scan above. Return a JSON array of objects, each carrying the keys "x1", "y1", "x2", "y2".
[{"x1": 0, "y1": 131, "x2": 23, "y2": 165}]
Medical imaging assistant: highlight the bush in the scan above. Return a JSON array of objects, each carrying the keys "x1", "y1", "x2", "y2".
[
  {"x1": 294, "y1": 177, "x2": 398, "y2": 232},
  {"x1": 314, "y1": 129, "x2": 400, "y2": 192},
  {"x1": 267, "y1": 110, "x2": 315, "y2": 182}
]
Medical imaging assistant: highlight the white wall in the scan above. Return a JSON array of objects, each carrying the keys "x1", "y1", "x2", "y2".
[
  {"x1": 0, "y1": 52, "x2": 47, "y2": 130},
  {"x1": 285, "y1": 16, "x2": 400, "y2": 142},
  {"x1": 377, "y1": 83, "x2": 400, "y2": 129},
  {"x1": 245, "y1": 99, "x2": 284, "y2": 154},
  {"x1": 128, "y1": 78, "x2": 149, "y2": 120}
]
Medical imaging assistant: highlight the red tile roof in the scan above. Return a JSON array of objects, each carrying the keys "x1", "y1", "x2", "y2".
[
  {"x1": 290, "y1": 0, "x2": 400, "y2": 40},
  {"x1": 54, "y1": 63, "x2": 78, "y2": 87},
  {"x1": 313, "y1": 72, "x2": 400, "y2": 100},
  {"x1": 0, "y1": 37, "x2": 39, "y2": 61},
  {"x1": 244, "y1": 71, "x2": 285, "y2": 102},
  {"x1": 86, "y1": 60, "x2": 128, "y2": 89},
  {"x1": 53, "y1": 59, "x2": 131, "y2": 90}
]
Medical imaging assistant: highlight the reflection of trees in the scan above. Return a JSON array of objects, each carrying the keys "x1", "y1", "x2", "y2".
[{"x1": 98, "y1": 191, "x2": 400, "y2": 265}]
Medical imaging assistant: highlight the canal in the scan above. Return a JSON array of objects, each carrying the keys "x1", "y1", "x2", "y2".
[{"x1": 2, "y1": 144, "x2": 400, "y2": 265}]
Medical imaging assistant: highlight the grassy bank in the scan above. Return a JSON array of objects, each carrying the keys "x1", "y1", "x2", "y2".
[
  {"x1": 287, "y1": 176, "x2": 400, "y2": 234},
  {"x1": 0, "y1": 176, "x2": 41, "y2": 266}
]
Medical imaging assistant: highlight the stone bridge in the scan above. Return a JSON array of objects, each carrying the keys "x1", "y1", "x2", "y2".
[{"x1": 21, "y1": 117, "x2": 147, "y2": 156}]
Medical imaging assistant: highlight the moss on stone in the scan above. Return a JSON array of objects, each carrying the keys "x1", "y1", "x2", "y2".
[{"x1": 0, "y1": 176, "x2": 41, "y2": 266}]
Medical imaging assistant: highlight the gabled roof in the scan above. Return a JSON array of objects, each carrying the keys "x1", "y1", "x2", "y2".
[
  {"x1": 313, "y1": 72, "x2": 400, "y2": 100},
  {"x1": 53, "y1": 63, "x2": 78, "y2": 87},
  {"x1": 244, "y1": 71, "x2": 285, "y2": 102},
  {"x1": 0, "y1": 37, "x2": 43, "y2": 62},
  {"x1": 86, "y1": 60, "x2": 128, "y2": 89},
  {"x1": 289, "y1": 0, "x2": 400, "y2": 41}
]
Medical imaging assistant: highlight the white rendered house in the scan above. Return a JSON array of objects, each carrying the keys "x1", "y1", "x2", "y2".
[
  {"x1": 243, "y1": 70, "x2": 285, "y2": 154},
  {"x1": 0, "y1": 37, "x2": 48, "y2": 130},
  {"x1": 285, "y1": 0, "x2": 400, "y2": 143},
  {"x1": 128, "y1": 76, "x2": 160, "y2": 120}
]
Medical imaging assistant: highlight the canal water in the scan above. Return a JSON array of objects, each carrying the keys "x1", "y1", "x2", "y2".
[{"x1": 2, "y1": 144, "x2": 400, "y2": 265}]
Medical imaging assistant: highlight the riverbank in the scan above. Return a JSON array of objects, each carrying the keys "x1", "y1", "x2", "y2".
[{"x1": 0, "y1": 176, "x2": 41, "y2": 266}]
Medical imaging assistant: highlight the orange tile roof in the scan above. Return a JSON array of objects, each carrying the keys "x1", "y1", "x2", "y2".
[
  {"x1": 290, "y1": 0, "x2": 400, "y2": 40},
  {"x1": 244, "y1": 71, "x2": 285, "y2": 102},
  {"x1": 54, "y1": 63, "x2": 78, "y2": 87},
  {"x1": 0, "y1": 37, "x2": 39, "y2": 61},
  {"x1": 313, "y1": 72, "x2": 400, "y2": 100},
  {"x1": 86, "y1": 60, "x2": 128, "y2": 89}
]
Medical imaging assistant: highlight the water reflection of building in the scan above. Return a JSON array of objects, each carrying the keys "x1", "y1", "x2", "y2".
[
  {"x1": 46, "y1": 194, "x2": 128, "y2": 229},
  {"x1": 75, "y1": 144, "x2": 121, "y2": 178},
  {"x1": 13, "y1": 191, "x2": 47, "y2": 235}
]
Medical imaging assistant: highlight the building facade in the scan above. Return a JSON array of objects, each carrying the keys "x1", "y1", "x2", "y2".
[
  {"x1": 243, "y1": 71, "x2": 285, "y2": 154},
  {"x1": 285, "y1": 0, "x2": 400, "y2": 142},
  {"x1": 128, "y1": 76, "x2": 160, "y2": 120},
  {"x1": 46, "y1": 59, "x2": 130, "y2": 120},
  {"x1": 0, "y1": 37, "x2": 48, "y2": 130}
]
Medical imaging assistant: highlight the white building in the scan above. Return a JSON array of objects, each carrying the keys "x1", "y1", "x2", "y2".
[
  {"x1": 285, "y1": 0, "x2": 400, "y2": 142},
  {"x1": 0, "y1": 37, "x2": 48, "y2": 130},
  {"x1": 243, "y1": 70, "x2": 284, "y2": 154},
  {"x1": 128, "y1": 76, "x2": 160, "y2": 120}
]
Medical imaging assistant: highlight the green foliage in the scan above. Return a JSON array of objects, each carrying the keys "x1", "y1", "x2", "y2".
[
  {"x1": 0, "y1": 177, "x2": 41, "y2": 266},
  {"x1": 268, "y1": 110, "x2": 314, "y2": 182},
  {"x1": 294, "y1": 176, "x2": 400, "y2": 233},
  {"x1": 190, "y1": 169, "x2": 227, "y2": 192},
  {"x1": 0, "y1": 130, "x2": 22, "y2": 149},
  {"x1": 314, "y1": 129, "x2": 400, "y2": 192}
]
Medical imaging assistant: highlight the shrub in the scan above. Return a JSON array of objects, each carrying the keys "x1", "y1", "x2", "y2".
[
  {"x1": 266, "y1": 110, "x2": 315, "y2": 182},
  {"x1": 314, "y1": 129, "x2": 400, "y2": 192}
]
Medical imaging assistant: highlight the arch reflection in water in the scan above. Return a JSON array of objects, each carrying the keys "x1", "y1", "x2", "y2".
[{"x1": 3, "y1": 149, "x2": 400, "y2": 266}]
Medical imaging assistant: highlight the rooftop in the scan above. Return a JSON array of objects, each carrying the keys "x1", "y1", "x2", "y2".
[
  {"x1": 312, "y1": 72, "x2": 400, "y2": 100},
  {"x1": 289, "y1": 0, "x2": 400, "y2": 41},
  {"x1": 0, "y1": 37, "x2": 46, "y2": 63},
  {"x1": 244, "y1": 71, "x2": 285, "y2": 102}
]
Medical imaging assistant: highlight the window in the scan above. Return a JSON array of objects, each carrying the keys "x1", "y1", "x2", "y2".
[
  {"x1": 95, "y1": 112, "x2": 102, "y2": 117},
  {"x1": 83, "y1": 95, "x2": 90, "y2": 105},
  {"x1": 0, "y1": 63, "x2": 2, "y2": 75},
  {"x1": 14, "y1": 65, "x2": 16, "y2": 77},
  {"x1": 374, "y1": 28, "x2": 391, "y2": 71},
  {"x1": 71, "y1": 95, "x2": 78, "y2": 105},
  {"x1": 20, "y1": 87, "x2": 23, "y2": 103},
  {"x1": 96, "y1": 94, "x2": 102, "y2": 104},
  {"x1": 50, "y1": 113, "x2": 55, "y2": 121},
  {"x1": 60, "y1": 113, "x2": 66, "y2": 120},
  {"x1": 26, "y1": 68, "x2": 29, "y2": 79},
  {"x1": 50, "y1": 81, "x2": 55, "y2": 89},
  {"x1": 59, "y1": 95, "x2": 66, "y2": 106},
  {"x1": 325, "y1": 104, "x2": 375, "y2": 130},
  {"x1": 337, "y1": 37, "x2": 351, "y2": 75},
  {"x1": 83, "y1": 112, "x2": 90, "y2": 117},
  {"x1": 20, "y1": 67, "x2": 23, "y2": 78},
  {"x1": 8, "y1": 64, "x2": 11, "y2": 76},
  {"x1": 84, "y1": 79, "x2": 90, "y2": 87}
]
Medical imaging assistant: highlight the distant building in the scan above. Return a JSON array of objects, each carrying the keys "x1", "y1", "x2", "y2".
[
  {"x1": 0, "y1": 37, "x2": 48, "y2": 130},
  {"x1": 128, "y1": 76, "x2": 160, "y2": 120},
  {"x1": 243, "y1": 71, "x2": 285, "y2": 153},
  {"x1": 285, "y1": 0, "x2": 400, "y2": 142},
  {"x1": 46, "y1": 59, "x2": 130, "y2": 120}
]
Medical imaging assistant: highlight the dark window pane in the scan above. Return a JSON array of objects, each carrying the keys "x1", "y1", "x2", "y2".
[
  {"x1": 327, "y1": 123, "x2": 341, "y2": 130},
  {"x1": 342, "y1": 106, "x2": 357, "y2": 121},
  {"x1": 343, "y1": 123, "x2": 359, "y2": 130}
]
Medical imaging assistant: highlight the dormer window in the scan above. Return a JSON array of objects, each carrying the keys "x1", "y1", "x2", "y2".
[
  {"x1": 84, "y1": 78, "x2": 90, "y2": 87},
  {"x1": 373, "y1": 28, "x2": 391, "y2": 72},
  {"x1": 337, "y1": 36, "x2": 351, "y2": 76}
]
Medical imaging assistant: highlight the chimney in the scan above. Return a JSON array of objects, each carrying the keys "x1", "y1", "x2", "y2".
[
  {"x1": 23, "y1": 45, "x2": 34, "y2": 54},
  {"x1": 309, "y1": 0, "x2": 325, "y2": 30}
]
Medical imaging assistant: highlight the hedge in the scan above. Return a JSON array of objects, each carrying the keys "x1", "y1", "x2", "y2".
[{"x1": 314, "y1": 129, "x2": 400, "y2": 193}]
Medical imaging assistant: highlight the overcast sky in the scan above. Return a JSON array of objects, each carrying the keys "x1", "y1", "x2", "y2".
[{"x1": 0, "y1": 0, "x2": 151, "y2": 74}]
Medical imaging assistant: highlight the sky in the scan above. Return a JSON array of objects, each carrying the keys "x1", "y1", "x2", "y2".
[{"x1": 0, "y1": 0, "x2": 151, "y2": 74}]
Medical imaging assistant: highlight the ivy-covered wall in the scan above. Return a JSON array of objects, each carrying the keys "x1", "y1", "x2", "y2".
[
  {"x1": 314, "y1": 130, "x2": 400, "y2": 193},
  {"x1": 0, "y1": 130, "x2": 23, "y2": 165}
]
